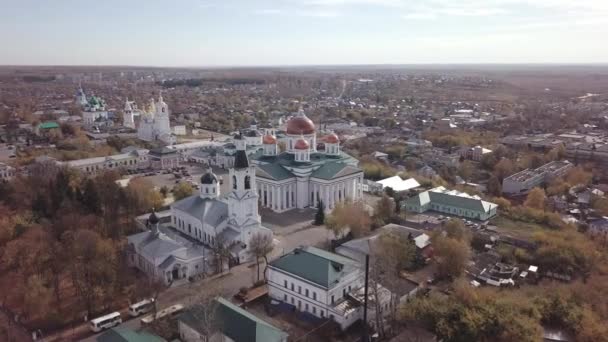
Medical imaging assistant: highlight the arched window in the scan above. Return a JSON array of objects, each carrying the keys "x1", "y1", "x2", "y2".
[
  {"x1": 233, "y1": 175, "x2": 237, "y2": 190},
  {"x1": 245, "y1": 176, "x2": 251, "y2": 190}
]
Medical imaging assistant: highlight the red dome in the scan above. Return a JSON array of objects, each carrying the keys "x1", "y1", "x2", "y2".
[
  {"x1": 294, "y1": 138, "x2": 310, "y2": 150},
  {"x1": 324, "y1": 133, "x2": 339, "y2": 144},
  {"x1": 286, "y1": 115, "x2": 315, "y2": 135},
  {"x1": 263, "y1": 134, "x2": 277, "y2": 144}
]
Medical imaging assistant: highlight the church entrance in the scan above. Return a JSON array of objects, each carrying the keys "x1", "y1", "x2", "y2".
[{"x1": 172, "y1": 268, "x2": 179, "y2": 280}]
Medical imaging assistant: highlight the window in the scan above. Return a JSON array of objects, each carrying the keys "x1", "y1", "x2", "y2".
[
  {"x1": 233, "y1": 175, "x2": 237, "y2": 190},
  {"x1": 331, "y1": 295, "x2": 335, "y2": 304},
  {"x1": 313, "y1": 292, "x2": 317, "y2": 300},
  {"x1": 284, "y1": 280, "x2": 288, "y2": 288},
  {"x1": 298, "y1": 301, "x2": 301, "y2": 309},
  {"x1": 343, "y1": 288, "x2": 346, "y2": 297},
  {"x1": 188, "y1": 224, "x2": 191, "y2": 233},
  {"x1": 291, "y1": 283, "x2": 294, "y2": 291},
  {"x1": 312, "y1": 307, "x2": 316, "y2": 314},
  {"x1": 284, "y1": 294, "x2": 287, "y2": 301},
  {"x1": 298, "y1": 286, "x2": 301, "y2": 294},
  {"x1": 321, "y1": 311, "x2": 324, "y2": 318},
  {"x1": 305, "y1": 289, "x2": 309, "y2": 297},
  {"x1": 291, "y1": 297, "x2": 294, "y2": 304},
  {"x1": 244, "y1": 176, "x2": 251, "y2": 189},
  {"x1": 305, "y1": 303, "x2": 309, "y2": 311}
]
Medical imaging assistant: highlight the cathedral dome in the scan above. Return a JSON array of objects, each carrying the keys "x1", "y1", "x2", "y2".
[
  {"x1": 263, "y1": 134, "x2": 277, "y2": 144},
  {"x1": 286, "y1": 115, "x2": 315, "y2": 135},
  {"x1": 294, "y1": 138, "x2": 310, "y2": 150},
  {"x1": 324, "y1": 133, "x2": 340, "y2": 144},
  {"x1": 201, "y1": 171, "x2": 218, "y2": 184}
]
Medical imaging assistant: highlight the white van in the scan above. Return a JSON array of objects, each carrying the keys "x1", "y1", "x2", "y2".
[
  {"x1": 141, "y1": 304, "x2": 184, "y2": 325},
  {"x1": 128, "y1": 298, "x2": 155, "y2": 317},
  {"x1": 89, "y1": 312, "x2": 122, "y2": 332}
]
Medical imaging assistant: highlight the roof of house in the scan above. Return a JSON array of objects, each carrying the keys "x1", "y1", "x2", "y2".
[
  {"x1": 406, "y1": 186, "x2": 497, "y2": 213},
  {"x1": 377, "y1": 176, "x2": 421, "y2": 192},
  {"x1": 269, "y1": 246, "x2": 360, "y2": 288},
  {"x1": 337, "y1": 224, "x2": 430, "y2": 258},
  {"x1": 39, "y1": 121, "x2": 59, "y2": 129},
  {"x1": 178, "y1": 297, "x2": 287, "y2": 342},
  {"x1": 96, "y1": 327, "x2": 165, "y2": 342}
]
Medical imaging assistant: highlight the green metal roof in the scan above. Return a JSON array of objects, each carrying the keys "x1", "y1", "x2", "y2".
[
  {"x1": 96, "y1": 327, "x2": 165, "y2": 342},
  {"x1": 311, "y1": 162, "x2": 361, "y2": 180},
  {"x1": 178, "y1": 297, "x2": 287, "y2": 342},
  {"x1": 406, "y1": 186, "x2": 497, "y2": 213},
  {"x1": 270, "y1": 246, "x2": 359, "y2": 288},
  {"x1": 39, "y1": 121, "x2": 59, "y2": 129},
  {"x1": 217, "y1": 297, "x2": 287, "y2": 342},
  {"x1": 256, "y1": 163, "x2": 294, "y2": 181}
]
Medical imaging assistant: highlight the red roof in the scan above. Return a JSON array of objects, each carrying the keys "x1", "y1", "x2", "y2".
[
  {"x1": 324, "y1": 133, "x2": 340, "y2": 144},
  {"x1": 263, "y1": 134, "x2": 277, "y2": 144},
  {"x1": 286, "y1": 115, "x2": 315, "y2": 135},
  {"x1": 294, "y1": 138, "x2": 310, "y2": 150}
]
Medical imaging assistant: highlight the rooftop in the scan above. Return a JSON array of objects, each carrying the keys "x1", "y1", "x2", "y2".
[{"x1": 270, "y1": 246, "x2": 360, "y2": 288}]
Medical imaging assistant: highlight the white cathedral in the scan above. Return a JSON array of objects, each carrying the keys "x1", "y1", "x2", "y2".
[
  {"x1": 134, "y1": 94, "x2": 175, "y2": 145},
  {"x1": 127, "y1": 137, "x2": 272, "y2": 284},
  {"x1": 251, "y1": 109, "x2": 364, "y2": 212}
]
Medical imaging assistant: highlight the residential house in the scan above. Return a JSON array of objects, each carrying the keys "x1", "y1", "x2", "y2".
[
  {"x1": 267, "y1": 246, "x2": 364, "y2": 330},
  {"x1": 335, "y1": 224, "x2": 432, "y2": 264}
]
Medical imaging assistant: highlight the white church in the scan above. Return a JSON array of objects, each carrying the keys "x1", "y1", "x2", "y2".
[
  {"x1": 127, "y1": 136, "x2": 273, "y2": 284},
  {"x1": 136, "y1": 94, "x2": 175, "y2": 145},
  {"x1": 251, "y1": 109, "x2": 364, "y2": 212}
]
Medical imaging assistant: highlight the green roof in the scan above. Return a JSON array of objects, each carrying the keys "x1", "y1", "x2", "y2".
[
  {"x1": 178, "y1": 297, "x2": 287, "y2": 342},
  {"x1": 96, "y1": 327, "x2": 165, "y2": 342},
  {"x1": 253, "y1": 151, "x2": 362, "y2": 181},
  {"x1": 406, "y1": 186, "x2": 497, "y2": 213},
  {"x1": 39, "y1": 121, "x2": 59, "y2": 129},
  {"x1": 270, "y1": 246, "x2": 359, "y2": 288},
  {"x1": 311, "y1": 162, "x2": 361, "y2": 180},
  {"x1": 256, "y1": 163, "x2": 294, "y2": 181}
]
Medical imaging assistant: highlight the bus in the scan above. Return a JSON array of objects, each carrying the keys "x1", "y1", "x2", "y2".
[
  {"x1": 128, "y1": 298, "x2": 155, "y2": 317},
  {"x1": 89, "y1": 312, "x2": 122, "y2": 332},
  {"x1": 140, "y1": 304, "x2": 184, "y2": 325}
]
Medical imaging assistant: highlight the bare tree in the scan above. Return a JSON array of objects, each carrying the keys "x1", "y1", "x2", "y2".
[{"x1": 248, "y1": 232, "x2": 274, "y2": 283}]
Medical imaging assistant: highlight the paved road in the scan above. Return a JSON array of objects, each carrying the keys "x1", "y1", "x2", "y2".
[{"x1": 76, "y1": 226, "x2": 331, "y2": 342}]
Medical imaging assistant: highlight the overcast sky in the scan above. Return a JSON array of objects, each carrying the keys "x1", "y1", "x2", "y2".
[{"x1": 1, "y1": 0, "x2": 606, "y2": 66}]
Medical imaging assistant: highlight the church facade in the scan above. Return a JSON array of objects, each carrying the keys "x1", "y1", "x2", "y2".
[
  {"x1": 251, "y1": 109, "x2": 364, "y2": 212},
  {"x1": 127, "y1": 137, "x2": 273, "y2": 284},
  {"x1": 137, "y1": 94, "x2": 175, "y2": 145},
  {"x1": 170, "y1": 134, "x2": 272, "y2": 263}
]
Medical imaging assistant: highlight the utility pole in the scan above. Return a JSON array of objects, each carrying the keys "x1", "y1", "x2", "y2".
[{"x1": 362, "y1": 254, "x2": 370, "y2": 342}]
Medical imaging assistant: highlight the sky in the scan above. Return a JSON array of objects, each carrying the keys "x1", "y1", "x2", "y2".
[{"x1": 0, "y1": 0, "x2": 607, "y2": 66}]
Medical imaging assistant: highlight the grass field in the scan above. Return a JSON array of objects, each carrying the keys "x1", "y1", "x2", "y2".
[{"x1": 490, "y1": 215, "x2": 545, "y2": 240}]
